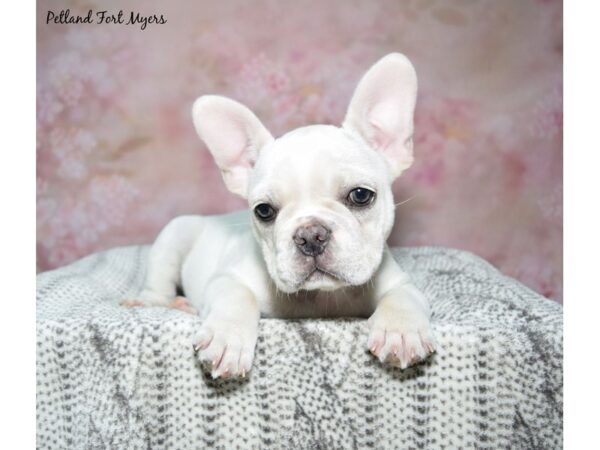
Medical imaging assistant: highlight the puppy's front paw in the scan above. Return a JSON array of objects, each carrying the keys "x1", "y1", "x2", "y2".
[
  {"x1": 367, "y1": 305, "x2": 436, "y2": 369},
  {"x1": 193, "y1": 318, "x2": 257, "y2": 379}
]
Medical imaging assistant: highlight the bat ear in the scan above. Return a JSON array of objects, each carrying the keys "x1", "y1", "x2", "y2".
[
  {"x1": 343, "y1": 53, "x2": 418, "y2": 179},
  {"x1": 192, "y1": 95, "x2": 274, "y2": 198}
]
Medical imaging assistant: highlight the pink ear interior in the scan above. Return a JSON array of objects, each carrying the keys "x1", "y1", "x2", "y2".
[
  {"x1": 369, "y1": 103, "x2": 401, "y2": 150},
  {"x1": 221, "y1": 166, "x2": 252, "y2": 197},
  {"x1": 369, "y1": 124, "x2": 392, "y2": 152},
  {"x1": 196, "y1": 114, "x2": 256, "y2": 170},
  {"x1": 343, "y1": 53, "x2": 417, "y2": 178},
  {"x1": 192, "y1": 96, "x2": 273, "y2": 197},
  {"x1": 369, "y1": 106, "x2": 414, "y2": 171}
]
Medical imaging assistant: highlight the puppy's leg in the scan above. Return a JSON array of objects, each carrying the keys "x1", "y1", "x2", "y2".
[
  {"x1": 169, "y1": 296, "x2": 198, "y2": 315},
  {"x1": 367, "y1": 250, "x2": 436, "y2": 369},
  {"x1": 192, "y1": 276, "x2": 259, "y2": 379},
  {"x1": 121, "y1": 216, "x2": 204, "y2": 308}
]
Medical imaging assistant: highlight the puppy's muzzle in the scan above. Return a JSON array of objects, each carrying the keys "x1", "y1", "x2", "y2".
[{"x1": 293, "y1": 222, "x2": 331, "y2": 257}]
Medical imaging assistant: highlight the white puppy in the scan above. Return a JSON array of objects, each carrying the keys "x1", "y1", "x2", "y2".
[{"x1": 123, "y1": 53, "x2": 435, "y2": 378}]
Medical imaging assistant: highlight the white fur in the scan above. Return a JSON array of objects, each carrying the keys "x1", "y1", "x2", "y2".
[{"x1": 124, "y1": 53, "x2": 435, "y2": 378}]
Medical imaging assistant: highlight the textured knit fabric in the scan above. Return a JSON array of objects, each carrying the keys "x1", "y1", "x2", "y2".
[{"x1": 36, "y1": 246, "x2": 563, "y2": 449}]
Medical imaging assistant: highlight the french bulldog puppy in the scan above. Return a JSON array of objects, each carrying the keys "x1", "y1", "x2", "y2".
[{"x1": 122, "y1": 53, "x2": 435, "y2": 378}]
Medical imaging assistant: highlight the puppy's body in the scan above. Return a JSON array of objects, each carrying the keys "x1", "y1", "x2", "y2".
[
  {"x1": 124, "y1": 54, "x2": 436, "y2": 378},
  {"x1": 155, "y1": 210, "x2": 375, "y2": 319}
]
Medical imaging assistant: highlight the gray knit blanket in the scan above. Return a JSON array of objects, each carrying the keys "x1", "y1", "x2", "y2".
[{"x1": 36, "y1": 246, "x2": 563, "y2": 449}]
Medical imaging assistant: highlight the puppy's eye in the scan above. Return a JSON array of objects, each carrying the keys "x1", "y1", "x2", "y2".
[
  {"x1": 254, "y1": 203, "x2": 277, "y2": 222},
  {"x1": 347, "y1": 187, "x2": 376, "y2": 207}
]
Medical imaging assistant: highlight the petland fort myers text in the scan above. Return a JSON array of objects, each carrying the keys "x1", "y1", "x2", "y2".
[{"x1": 46, "y1": 9, "x2": 167, "y2": 31}]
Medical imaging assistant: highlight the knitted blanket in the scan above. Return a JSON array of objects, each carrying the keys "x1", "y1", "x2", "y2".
[{"x1": 36, "y1": 246, "x2": 563, "y2": 449}]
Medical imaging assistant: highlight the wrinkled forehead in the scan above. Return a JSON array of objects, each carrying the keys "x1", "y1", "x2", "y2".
[{"x1": 249, "y1": 125, "x2": 386, "y2": 203}]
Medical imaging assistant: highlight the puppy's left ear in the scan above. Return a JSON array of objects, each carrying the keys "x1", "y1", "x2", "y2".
[
  {"x1": 343, "y1": 53, "x2": 417, "y2": 179},
  {"x1": 192, "y1": 95, "x2": 274, "y2": 198}
]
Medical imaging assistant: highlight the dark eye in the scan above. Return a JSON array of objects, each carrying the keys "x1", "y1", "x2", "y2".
[
  {"x1": 254, "y1": 203, "x2": 277, "y2": 222},
  {"x1": 347, "y1": 187, "x2": 376, "y2": 207}
]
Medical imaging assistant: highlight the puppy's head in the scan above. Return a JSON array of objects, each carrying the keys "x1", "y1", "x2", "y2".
[{"x1": 192, "y1": 53, "x2": 417, "y2": 293}]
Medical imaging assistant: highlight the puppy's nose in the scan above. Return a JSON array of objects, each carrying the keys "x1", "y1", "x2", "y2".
[{"x1": 293, "y1": 222, "x2": 331, "y2": 257}]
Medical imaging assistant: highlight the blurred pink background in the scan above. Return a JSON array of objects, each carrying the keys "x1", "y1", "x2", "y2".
[{"x1": 36, "y1": 0, "x2": 563, "y2": 302}]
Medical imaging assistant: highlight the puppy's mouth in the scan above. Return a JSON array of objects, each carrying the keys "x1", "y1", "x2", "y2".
[{"x1": 296, "y1": 265, "x2": 350, "y2": 290}]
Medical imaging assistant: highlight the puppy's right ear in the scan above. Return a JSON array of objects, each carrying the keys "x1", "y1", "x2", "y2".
[
  {"x1": 343, "y1": 53, "x2": 418, "y2": 180},
  {"x1": 192, "y1": 95, "x2": 274, "y2": 198}
]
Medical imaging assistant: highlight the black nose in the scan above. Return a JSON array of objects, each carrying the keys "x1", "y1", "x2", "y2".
[{"x1": 293, "y1": 222, "x2": 331, "y2": 257}]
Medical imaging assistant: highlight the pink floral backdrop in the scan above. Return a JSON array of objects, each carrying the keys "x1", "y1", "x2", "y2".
[{"x1": 36, "y1": 0, "x2": 563, "y2": 302}]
